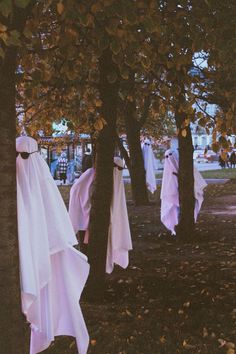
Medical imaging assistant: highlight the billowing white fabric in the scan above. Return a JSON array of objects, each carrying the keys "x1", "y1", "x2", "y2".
[
  {"x1": 160, "y1": 149, "x2": 179, "y2": 235},
  {"x1": 142, "y1": 138, "x2": 157, "y2": 193},
  {"x1": 16, "y1": 136, "x2": 89, "y2": 354},
  {"x1": 69, "y1": 157, "x2": 132, "y2": 273},
  {"x1": 106, "y1": 157, "x2": 133, "y2": 274},
  {"x1": 193, "y1": 167, "x2": 207, "y2": 220},
  {"x1": 160, "y1": 149, "x2": 207, "y2": 235},
  {"x1": 69, "y1": 168, "x2": 95, "y2": 233}
]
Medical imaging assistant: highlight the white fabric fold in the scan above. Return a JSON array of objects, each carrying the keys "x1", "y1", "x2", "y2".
[
  {"x1": 193, "y1": 167, "x2": 207, "y2": 220},
  {"x1": 160, "y1": 149, "x2": 207, "y2": 235},
  {"x1": 69, "y1": 157, "x2": 133, "y2": 273},
  {"x1": 106, "y1": 157, "x2": 133, "y2": 273},
  {"x1": 142, "y1": 138, "x2": 157, "y2": 193},
  {"x1": 69, "y1": 167, "x2": 95, "y2": 233},
  {"x1": 16, "y1": 136, "x2": 89, "y2": 354}
]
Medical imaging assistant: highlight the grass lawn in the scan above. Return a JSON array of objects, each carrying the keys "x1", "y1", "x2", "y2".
[
  {"x1": 153, "y1": 168, "x2": 236, "y2": 179},
  {"x1": 200, "y1": 168, "x2": 236, "y2": 179}
]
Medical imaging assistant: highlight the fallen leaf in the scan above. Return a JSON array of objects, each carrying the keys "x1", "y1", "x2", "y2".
[
  {"x1": 183, "y1": 340, "x2": 196, "y2": 349},
  {"x1": 159, "y1": 335, "x2": 166, "y2": 344},
  {"x1": 69, "y1": 341, "x2": 76, "y2": 349},
  {"x1": 203, "y1": 327, "x2": 208, "y2": 338},
  {"x1": 125, "y1": 309, "x2": 133, "y2": 317},
  {"x1": 91, "y1": 339, "x2": 97, "y2": 346}
]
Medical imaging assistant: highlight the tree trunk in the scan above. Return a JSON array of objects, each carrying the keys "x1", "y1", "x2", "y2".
[
  {"x1": 175, "y1": 114, "x2": 195, "y2": 240},
  {"x1": 0, "y1": 47, "x2": 27, "y2": 352},
  {"x1": 86, "y1": 49, "x2": 118, "y2": 301},
  {"x1": 125, "y1": 100, "x2": 149, "y2": 205}
]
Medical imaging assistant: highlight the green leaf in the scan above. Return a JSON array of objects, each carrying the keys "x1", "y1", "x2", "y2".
[
  {"x1": 7, "y1": 30, "x2": 21, "y2": 46},
  {"x1": 14, "y1": 0, "x2": 31, "y2": 8},
  {"x1": 0, "y1": 0, "x2": 12, "y2": 17}
]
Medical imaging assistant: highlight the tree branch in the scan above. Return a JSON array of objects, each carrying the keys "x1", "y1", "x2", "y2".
[{"x1": 115, "y1": 133, "x2": 131, "y2": 170}]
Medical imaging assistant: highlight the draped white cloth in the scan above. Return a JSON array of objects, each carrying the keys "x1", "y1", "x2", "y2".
[
  {"x1": 69, "y1": 157, "x2": 132, "y2": 273},
  {"x1": 160, "y1": 149, "x2": 207, "y2": 235},
  {"x1": 142, "y1": 138, "x2": 157, "y2": 193},
  {"x1": 106, "y1": 157, "x2": 133, "y2": 274},
  {"x1": 160, "y1": 149, "x2": 179, "y2": 235},
  {"x1": 69, "y1": 167, "x2": 95, "y2": 235},
  {"x1": 193, "y1": 167, "x2": 207, "y2": 220},
  {"x1": 16, "y1": 136, "x2": 89, "y2": 354}
]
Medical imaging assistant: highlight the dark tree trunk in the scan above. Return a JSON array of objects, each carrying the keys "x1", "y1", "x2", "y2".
[
  {"x1": 175, "y1": 111, "x2": 195, "y2": 240},
  {"x1": 0, "y1": 47, "x2": 27, "y2": 352},
  {"x1": 0, "y1": 4, "x2": 35, "y2": 350},
  {"x1": 116, "y1": 134, "x2": 131, "y2": 170},
  {"x1": 86, "y1": 49, "x2": 118, "y2": 301},
  {"x1": 125, "y1": 100, "x2": 149, "y2": 205}
]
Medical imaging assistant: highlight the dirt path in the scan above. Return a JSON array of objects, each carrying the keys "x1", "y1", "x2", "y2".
[{"x1": 204, "y1": 195, "x2": 236, "y2": 215}]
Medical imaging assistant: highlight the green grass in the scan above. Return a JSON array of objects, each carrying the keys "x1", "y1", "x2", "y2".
[
  {"x1": 200, "y1": 168, "x2": 236, "y2": 179},
  {"x1": 155, "y1": 168, "x2": 236, "y2": 179},
  {"x1": 124, "y1": 169, "x2": 236, "y2": 179}
]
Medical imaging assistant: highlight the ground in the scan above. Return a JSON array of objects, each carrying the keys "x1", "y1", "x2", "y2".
[{"x1": 44, "y1": 181, "x2": 236, "y2": 354}]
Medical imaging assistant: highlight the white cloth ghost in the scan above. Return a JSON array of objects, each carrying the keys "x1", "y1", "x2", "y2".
[
  {"x1": 69, "y1": 167, "x2": 95, "y2": 243},
  {"x1": 142, "y1": 138, "x2": 157, "y2": 193},
  {"x1": 69, "y1": 157, "x2": 133, "y2": 273},
  {"x1": 106, "y1": 157, "x2": 133, "y2": 273},
  {"x1": 160, "y1": 149, "x2": 207, "y2": 235},
  {"x1": 16, "y1": 136, "x2": 89, "y2": 354}
]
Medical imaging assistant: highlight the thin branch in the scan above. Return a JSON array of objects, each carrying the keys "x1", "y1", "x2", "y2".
[{"x1": 138, "y1": 95, "x2": 151, "y2": 128}]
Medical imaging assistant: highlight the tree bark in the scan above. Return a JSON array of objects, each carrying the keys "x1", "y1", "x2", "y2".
[
  {"x1": 86, "y1": 49, "x2": 119, "y2": 301},
  {"x1": 0, "y1": 4, "x2": 35, "y2": 350},
  {"x1": 125, "y1": 100, "x2": 149, "y2": 205},
  {"x1": 116, "y1": 134, "x2": 131, "y2": 170},
  {"x1": 175, "y1": 103, "x2": 195, "y2": 240},
  {"x1": 0, "y1": 47, "x2": 27, "y2": 352}
]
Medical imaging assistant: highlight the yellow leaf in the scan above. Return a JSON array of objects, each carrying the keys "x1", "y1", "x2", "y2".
[
  {"x1": 91, "y1": 3, "x2": 102, "y2": 13},
  {"x1": 100, "y1": 117, "x2": 107, "y2": 125},
  {"x1": 88, "y1": 106, "x2": 95, "y2": 113},
  {"x1": 183, "y1": 340, "x2": 196, "y2": 349},
  {"x1": 0, "y1": 23, "x2": 7, "y2": 32},
  {"x1": 226, "y1": 342, "x2": 235, "y2": 350},
  {"x1": 57, "y1": 1, "x2": 64, "y2": 15},
  {"x1": 227, "y1": 349, "x2": 235, "y2": 354},
  {"x1": 94, "y1": 118, "x2": 104, "y2": 131},
  {"x1": 95, "y1": 99, "x2": 102, "y2": 107},
  {"x1": 181, "y1": 129, "x2": 187, "y2": 137},
  {"x1": 159, "y1": 335, "x2": 166, "y2": 344},
  {"x1": 90, "y1": 339, "x2": 97, "y2": 346}
]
